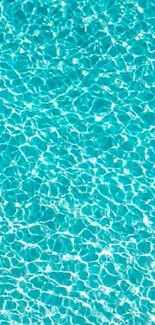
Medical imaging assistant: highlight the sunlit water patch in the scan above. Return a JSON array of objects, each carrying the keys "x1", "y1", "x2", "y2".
[{"x1": 0, "y1": 0, "x2": 155, "y2": 324}]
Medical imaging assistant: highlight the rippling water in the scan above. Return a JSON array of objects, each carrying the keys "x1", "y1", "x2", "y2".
[{"x1": 0, "y1": 0, "x2": 155, "y2": 324}]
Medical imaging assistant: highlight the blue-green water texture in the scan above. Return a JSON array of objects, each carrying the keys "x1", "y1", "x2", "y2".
[{"x1": 0, "y1": 0, "x2": 155, "y2": 324}]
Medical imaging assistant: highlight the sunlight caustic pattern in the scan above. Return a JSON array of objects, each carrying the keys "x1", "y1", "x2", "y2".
[{"x1": 0, "y1": 0, "x2": 155, "y2": 324}]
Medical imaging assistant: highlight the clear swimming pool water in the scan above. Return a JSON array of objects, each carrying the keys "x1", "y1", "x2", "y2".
[{"x1": 0, "y1": 0, "x2": 155, "y2": 324}]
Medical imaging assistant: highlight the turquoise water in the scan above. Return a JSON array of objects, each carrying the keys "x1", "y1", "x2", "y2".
[{"x1": 0, "y1": 0, "x2": 155, "y2": 324}]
